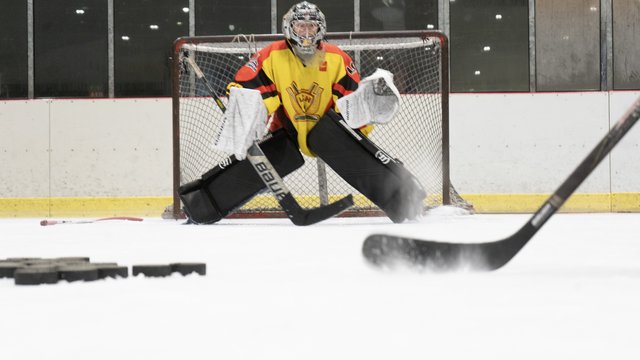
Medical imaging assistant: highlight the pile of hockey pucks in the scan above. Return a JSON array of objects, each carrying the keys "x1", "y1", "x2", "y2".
[{"x1": 0, "y1": 257, "x2": 206, "y2": 286}]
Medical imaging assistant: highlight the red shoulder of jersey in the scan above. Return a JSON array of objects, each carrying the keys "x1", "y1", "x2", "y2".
[
  {"x1": 235, "y1": 40, "x2": 288, "y2": 82},
  {"x1": 322, "y1": 43, "x2": 351, "y2": 63},
  {"x1": 322, "y1": 43, "x2": 360, "y2": 98},
  {"x1": 322, "y1": 43, "x2": 358, "y2": 75}
]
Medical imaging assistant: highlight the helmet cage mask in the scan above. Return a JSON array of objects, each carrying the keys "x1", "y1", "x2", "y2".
[{"x1": 282, "y1": 2, "x2": 326, "y2": 56}]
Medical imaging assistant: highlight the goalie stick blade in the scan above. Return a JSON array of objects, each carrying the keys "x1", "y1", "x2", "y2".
[
  {"x1": 363, "y1": 96, "x2": 640, "y2": 272},
  {"x1": 247, "y1": 142, "x2": 354, "y2": 226},
  {"x1": 281, "y1": 193, "x2": 354, "y2": 226}
]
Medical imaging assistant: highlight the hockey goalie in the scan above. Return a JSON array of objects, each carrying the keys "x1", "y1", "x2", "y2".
[{"x1": 179, "y1": 1, "x2": 426, "y2": 224}]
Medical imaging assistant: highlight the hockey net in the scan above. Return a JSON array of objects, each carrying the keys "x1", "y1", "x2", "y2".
[{"x1": 169, "y1": 31, "x2": 471, "y2": 219}]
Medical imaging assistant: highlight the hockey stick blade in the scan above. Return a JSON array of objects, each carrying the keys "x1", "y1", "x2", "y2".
[
  {"x1": 363, "y1": 97, "x2": 640, "y2": 271},
  {"x1": 280, "y1": 192, "x2": 354, "y2": 226},
  {"x1": 40, "y1": 216, "x2": 144, "y2": 226}
]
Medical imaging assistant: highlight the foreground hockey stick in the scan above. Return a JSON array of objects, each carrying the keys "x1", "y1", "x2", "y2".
[
  {"x1": 183, "y1": 56, "x2": 353, "y2": 225},
  {"x1": 363, "y1": 97, "x2": 640, "y2": 271},
  {"x1": 40, "y1": 216, "x2": 143, "y2": 226}
]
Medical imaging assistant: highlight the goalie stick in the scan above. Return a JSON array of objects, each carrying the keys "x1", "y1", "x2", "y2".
[
  {"x1": 183, "y1": 55, "x2": 353, "y2": 226},
  {"x1": 40, "y1": 216, "x2": 143, "y2": 226},
  {"x1": 362, "y1": 97, "x2": 640, "y2": 271}
]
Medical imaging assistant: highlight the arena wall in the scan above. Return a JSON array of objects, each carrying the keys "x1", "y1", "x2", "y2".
[{"x1": 1, "y1": 91, "x2": 638, "y2": 217}]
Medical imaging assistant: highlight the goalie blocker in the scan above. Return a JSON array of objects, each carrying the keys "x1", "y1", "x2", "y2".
[{"x1": 308, "y1": 109, "x2": 426, "y2": 223}]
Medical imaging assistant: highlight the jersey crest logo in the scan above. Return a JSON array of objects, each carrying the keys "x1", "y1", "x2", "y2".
[
  {"x1": 319, "y1": 61, "x2": 327, "y2": 72},
  {"x1": 286, "y1": 81, "x2": 324, "y2": 122}
]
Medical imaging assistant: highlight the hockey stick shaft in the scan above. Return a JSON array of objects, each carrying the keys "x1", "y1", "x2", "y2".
[
  {"x1": 40, "y1": 216, "x2": 143, "y2": 226},
  {"x1": 527, "y1": 98, "x2": 640, "y2": 231},
  {"x1": 183, "y1": 56, "x2": 353, "y2": 225},
  {"x1": 363, "y1": 97, "x2": 640, "y2": 271}
]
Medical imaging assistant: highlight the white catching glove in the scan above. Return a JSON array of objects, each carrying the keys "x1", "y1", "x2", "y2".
[
  {"x1": 213, "y1": 87, "x2": 267, "y2": 160},
  {"x1": 336, "y1": 68, "x2": 401, "y2": 129}
]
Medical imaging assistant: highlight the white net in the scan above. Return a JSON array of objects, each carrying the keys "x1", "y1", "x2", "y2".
[{"x1": 172, "y1": 31, "x2": 470, "y2": 217}]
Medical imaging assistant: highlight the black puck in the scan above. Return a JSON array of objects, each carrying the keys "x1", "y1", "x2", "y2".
[
  {"x1": 58, "y1": 264, "x2": 99, "y2": 282},
  {"x1": 23, "y1": 259, "x2": 57, "y2": 266},
  {"x1": 14, "y1": 266, "x2": 59, "y2": 285},
  {"x1": 94, "y1": 264, "x2": 128, "y2": 279},
  {"x1": 0, "y1": 262, "x2": 26, "y2": 278},
  {"x1": 171, "y1": 263, "x2": 206, "y2": 276},
  {"x1": 54, "y1": 257, "x2": 91, "y2": 263},
  {"x1": 90, "y1": 262, "x2": 119, "y2": 267},
  {"x1": 132, "y1": 264, "x2": 172, "y2": 277},
  {"x1": 5, "y1": 257, "x2": 42, "y2": 263}
]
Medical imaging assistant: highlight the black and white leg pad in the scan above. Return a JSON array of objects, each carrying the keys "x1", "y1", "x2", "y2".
[
  {"x1": 179, "y1": 129, "x2": 304, "y2": 224},
  {"x1": 307, "y1": 109, "x2": 426, "y2": 223}
]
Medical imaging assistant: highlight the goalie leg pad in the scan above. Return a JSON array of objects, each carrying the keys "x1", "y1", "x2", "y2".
[
  {"x1": 307, "y1": 110, "x2": 425, "y2": 223},
  {"x1": 179, "y1": 129, "x2": 304, "y2": 224}
]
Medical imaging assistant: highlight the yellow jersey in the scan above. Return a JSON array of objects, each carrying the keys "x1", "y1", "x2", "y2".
[{"x1": 232, "y1": 40, "x2": 372, "y2": 156}]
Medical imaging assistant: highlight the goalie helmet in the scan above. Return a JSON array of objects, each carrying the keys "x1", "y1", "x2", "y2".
[{"x1": 282, "y1": 1, "x2": 326, "y2": 57}]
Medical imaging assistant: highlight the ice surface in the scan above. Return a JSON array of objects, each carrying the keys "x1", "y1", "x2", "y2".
[{"x1": 1, "y1": 213, "x2": 639, "y2": 359}]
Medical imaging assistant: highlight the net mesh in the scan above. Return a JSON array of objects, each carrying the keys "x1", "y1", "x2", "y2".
[{"x1": 174, "y1": 32, "x2": 470, "y2": 216}]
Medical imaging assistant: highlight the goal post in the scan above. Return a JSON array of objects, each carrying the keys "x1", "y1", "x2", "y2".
[{"x1": 169, "y1": 30, "x2": 470, "y2": 220}]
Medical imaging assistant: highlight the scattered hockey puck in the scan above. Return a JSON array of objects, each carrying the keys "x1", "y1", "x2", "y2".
[
  {"x1": 171, "y1": 263, "x2": 206, "y2": 276},
  {"x1": 93, "y1": 264, "x2": 128, "y2": 279},
  {"x1": 5, "y1": 257, "x2": 42, "y2": 263},
  {"x1": 54, "y1": 257, "x2": 91, "y2": 263},
  {"x1": 0, "y1": 262, "x2": 25, "y2": 278},
  {"x1": 58, "y1": 264, "x2": 99, "y2": 282},
  {"x1": 132, "y1": 264, "x2": 172, "y2": 277},
  {"x1": 90, "y1": 262, "x2": 119, "y2": 267},
  {"x1": 14, "y1": 266, "x2": 59, "y2": 285},
  {"x1": 23, "y1": 259, "x2": 57, "y2": 266}
]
